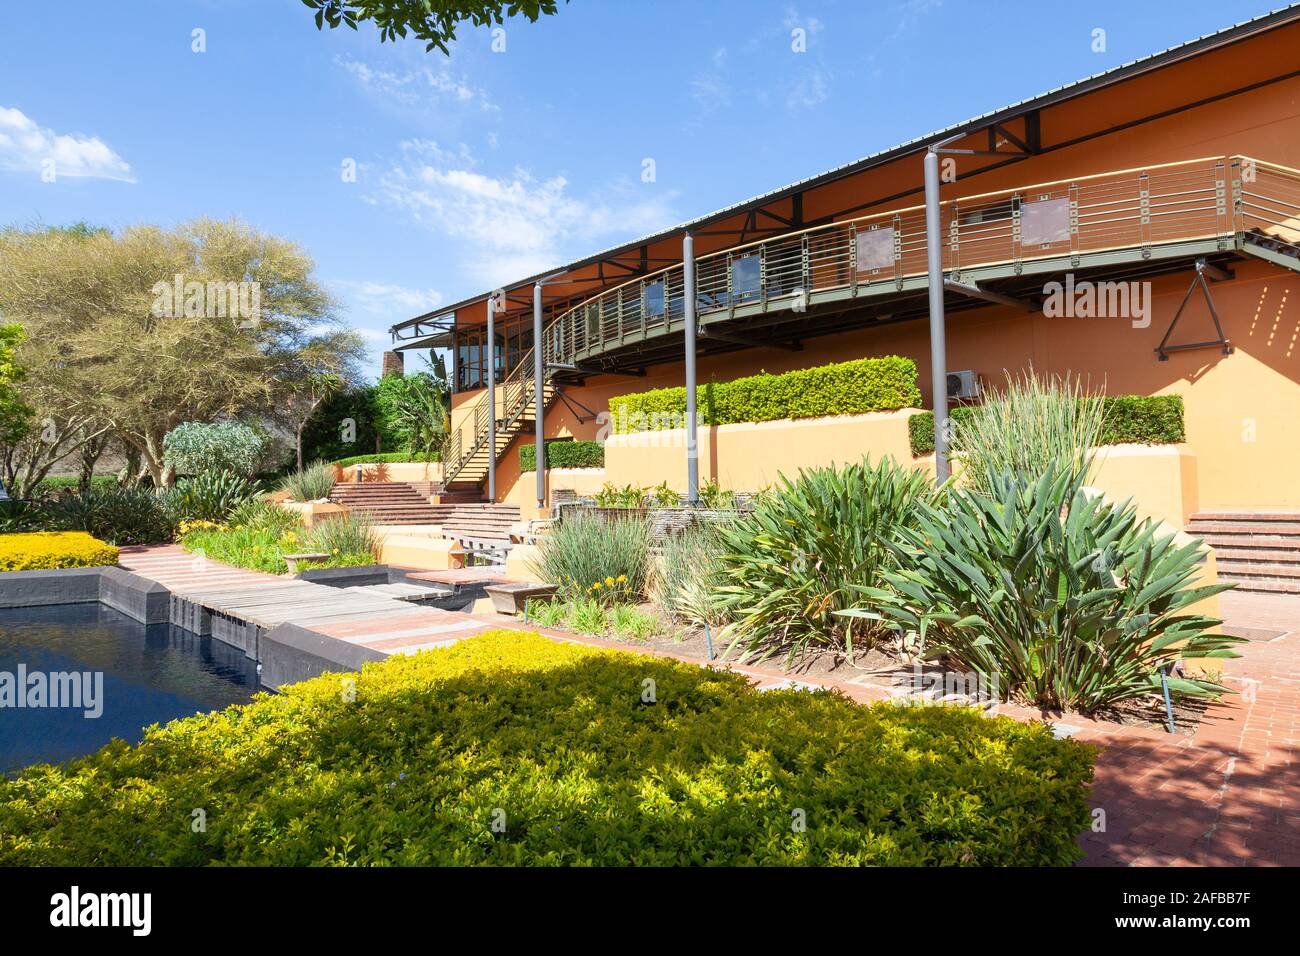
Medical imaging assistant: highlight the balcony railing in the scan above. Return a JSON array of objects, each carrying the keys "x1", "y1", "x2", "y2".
[{"x1": 443, "y1": 154, "x2": 1300, "y2": 485}]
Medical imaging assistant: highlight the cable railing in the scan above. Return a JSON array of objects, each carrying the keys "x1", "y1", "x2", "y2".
[{"x1": 445, "y1": 154, "x2": 1292, "y2": 486}]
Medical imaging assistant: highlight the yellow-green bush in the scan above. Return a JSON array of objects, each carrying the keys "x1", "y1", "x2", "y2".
[
  {"x1": 0, "y1": 630, "x2": 1094, "y2": 865},
  {"x1": 0, "y1": 531, "x2": 119, "y2": 571}
]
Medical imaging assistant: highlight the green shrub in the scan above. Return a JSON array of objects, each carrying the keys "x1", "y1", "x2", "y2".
[
  {"x1": 31, "y1": 474, "x2": 118, "y2": 496},
  {"x1": 717, "y1": 457, "x2": 934, "y2": 666},
  {"x1": 372, "y1": 371, "x2": 450, "y2": 457},
  {"x1": 593, "y1": 482, "x2": 649, "y2": 508},
  {"x1": 163, "y1": 421, "x2": 270, "y2": 477},
  {"x1": 519, "y1": 440, "x2": 604, "y2": 471},
  {"x1": 0, "y1": 499, "x2": 41, "y2": 533},
  {"x1": 227, "y1": 499, "x2": 303, "y2": 538},
  {"x1": 653, "y1": 522, "x2": 732, "y2": 629},
  {"x1": 531, "y1": 512, "x2": 651, "y2": 601},
  {"x1": 845, "y1": 463, "x2": 1243, "y2": 714},
  {"x1": 168, "y1": 470, "x2": 260, "y2": 523},
  {"x1": 42, "y1": 486, "x2": 177, "y2": 545},
  {"x1": 0, "y1": 630, "x2": 1096, "y2": 865},
  {"x1": 279, "y1": 461, "x2": 336, "y2": 501},
  {"x1": 332, "y1": 452, "x2": 439, "y2": 467},
  {"x1": 609, "y1": 356, "x2": 922, "y2": 433},
  {"x1": 953, "y1": 373, "x2": 1106, "y2": 498},
  {"x1": 909, "y1": 394, "x2": 1185, "y2": 456},
  {"x1": 302, "y1": 512, "x2": 379, "y2": 563}
]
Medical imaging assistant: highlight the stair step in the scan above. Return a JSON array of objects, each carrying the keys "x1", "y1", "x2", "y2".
[
  {"x1": 1198, "y1": 534, "x2": 1300, "y2": 550},
  {"x1": 1219, "y1": 577, "x2": 1300, "y2": 595},
  {"x1": 1217, "y1": 561, "x2": 1300, "y2": 579},
  {"x1": 1187, "y1": 521, "x2": 1300, "y2": 535},
  {"x1": 1208, "y1": 547, "x2": 1300, "y2": 563},
  {"x1": 1189, "y1": 510, "x2": 1300, "y2": 522}
]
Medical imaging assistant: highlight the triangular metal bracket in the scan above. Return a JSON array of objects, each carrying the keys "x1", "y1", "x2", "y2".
[{"x1": 1155, "y1": 258, "x2": 1234, "y2": 361}]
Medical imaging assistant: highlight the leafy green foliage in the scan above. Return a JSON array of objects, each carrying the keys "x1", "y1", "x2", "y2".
[
  {"x1": 168, "y1": 470, "x2": 261, "y2": 523},
  {"x1": 301, "y1": 388, "x2": 382, "y2": 463},
  {"x1": 716, "y1": 457, "x2": 934, "y2": 665},
  {"x1": 279, "y1": 461, "x2": 336, "y2": 501},
  {"x1": 845, "y1": 463, "x2": 1243, "y2": 714},
  {"x1": 163, "y1": 421, "x2": 270, "y2": 477},
  {"x1": 0, "y1": 630, "x2": 1095, "y2": 865},
  {"x1": 531, "y1": 512, "x2": 651, "y2": 601},
  {"x1": 953, "y1": 374, "x2": 1105, "y2": 498},
  {"x1": 652, "y1": 522, "x2": 731, "y2": 629},
  {"x1": 609, "y1": 356, "x2": 922, "y2": 433},
  {"x1": 593, "y1": 482, "x2": 650, "y2": 508},
  {"x1": 302, "y1": 512, "x2": 380, "y2": 562},
  {"x1": 332, "y1": 452, "x2": 439, "y2": 467},
  {"x1": 303, "y1": 0, "x2": 566, "y2": 54},
  {"x1": 372, "y1": 370, "x2": 450, "y2": 458},
  {"x1": 909, "y1": 395, "x2": 1185, "y2": 456},
  {"x1": 519, "y1": 439, "x2": 604, "y2": 471},
  {"x1": 42, "y1": 487, "x2": 177, "y2": 546},
  {"x1": 0, "y1": 323, "x2": 31, "y2": 446}
]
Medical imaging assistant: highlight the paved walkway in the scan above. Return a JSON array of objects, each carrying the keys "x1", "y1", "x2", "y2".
[{"x1": 117, "y1": 545, "x2": 1300, "y2": 866}]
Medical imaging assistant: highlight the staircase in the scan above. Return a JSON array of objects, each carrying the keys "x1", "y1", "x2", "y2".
[
  {"x1": 1186, "y1": 511, "x2": 1300, "y2": 594},
  {"x1": 441, "y1": 347, "x2": 560, "y2": 487},
  {"x1": 439, "y1": 503, "x2": 522, "y2": 543},
  {"x1": 330, "y1": 482, "x2": 458, "y2": 526}
]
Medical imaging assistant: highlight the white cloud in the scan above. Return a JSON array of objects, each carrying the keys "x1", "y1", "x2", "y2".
[
  {"x1": 0, "y1": 106, "x2": 134, "y2": 182},
  {"x1": 370, "y1": 143, "x2": 679, "y2": 288},
  {"x1": 690, "y1": 48, "x2": 732, "y2": 115},
  {"x1": 331, "y1": 279, "x2": 445, "y2": 317},
  {"x1": 787, "y1": 64, "x2": 831, "y2": 110},
  {"x1": 337, "y1": 56, "x2": 497, "y2": 112}
]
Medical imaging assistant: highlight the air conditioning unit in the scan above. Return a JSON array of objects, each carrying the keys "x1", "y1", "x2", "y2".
[{"x1": 946, "y1": 370, "x2": 981, "y2": 400}]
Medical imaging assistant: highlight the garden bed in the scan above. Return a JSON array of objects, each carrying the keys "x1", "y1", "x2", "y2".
[{"x1": 0, "y1": 629, "x2": 1095, "y2": 866}]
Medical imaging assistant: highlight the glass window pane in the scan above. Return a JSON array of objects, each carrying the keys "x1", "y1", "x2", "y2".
[
  {"x1": 645, "y1": 280, "x2": 665, "y2": 318},
  {"x1": 731, "y1": 254, "x2": 761, "y2": 301}
]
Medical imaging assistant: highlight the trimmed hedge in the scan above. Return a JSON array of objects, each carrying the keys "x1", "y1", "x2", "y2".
[
  {"x1": 609, "y1": 356, "x2": 922, "y2": 434},
  {"x1": 0, "y1": 629, "x2": 1094, "y2": 865},
  {"x1": 332, "y1": 452, "x2": 440, "y2": 467},
  {"x1": 520, "y1": 440, "x2": 604, "y2": 472},
  {"x1": 32, "y1": 475, "x2": 119, "y2": 495},
  {"x1": 909, "y1": 395, "x2": 1186, "y2": 456},
  {"x1": 0, "y1": 531, "x2": 118, "y2": 571}
]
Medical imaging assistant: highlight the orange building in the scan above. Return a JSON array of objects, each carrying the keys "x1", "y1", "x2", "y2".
[{"x1": 390, "y1": 9, "x2": 1300, "y2": 527}]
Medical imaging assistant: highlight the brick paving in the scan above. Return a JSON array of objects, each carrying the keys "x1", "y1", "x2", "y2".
[{"x1": 117, "y1": 544, "x2": 1300, "y2": 866}]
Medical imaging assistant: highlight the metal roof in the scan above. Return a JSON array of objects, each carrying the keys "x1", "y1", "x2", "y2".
[{"x1": 391, "y1": 3, "x2": 1300, "y2": 335}]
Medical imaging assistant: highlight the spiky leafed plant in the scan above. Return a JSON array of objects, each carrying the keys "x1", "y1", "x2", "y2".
[
  {"x1": 842, "y1": 463, "x2": 1242, "y2": 714},
  {"x1": 651, "y1": 521, "x2": 732, "y2": 629},
  {"x1": 715, "y1": 456, "x2": 934, "y2": 666},
  {"x1": 279, "y1": 460, "x2": 336, "y2": 501},
  {"x1": 952, "y1": 371, "x2": 1104, "y2": 496},
  {"x1": 530, "y1": 511, "x2": 652, "y2": 602},
  {"x1": 167, "y1": 469, "x2": 261, "y2": 523}
]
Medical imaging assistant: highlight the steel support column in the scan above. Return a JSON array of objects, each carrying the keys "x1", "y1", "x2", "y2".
[
  {"x1": 487, "y1": 293, "x2": 497, "y2": 502},
  {"x1": 683, "y1": 232, "x2": 699, "y2": 503},
  {"x1": 924, "y1": 147, "x2": 951, "y2": 484},
  {"x1": 533, "y1": 282, "x2": 545, "y2": 509}
]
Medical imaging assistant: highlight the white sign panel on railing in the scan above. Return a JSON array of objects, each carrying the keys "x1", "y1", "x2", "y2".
[
  {"x1": 856, "y1": 227, "x2": 895, "y2": 273},
  {"x1": 1021, "y1": 197, "x2": 1071, "y2": 246}
]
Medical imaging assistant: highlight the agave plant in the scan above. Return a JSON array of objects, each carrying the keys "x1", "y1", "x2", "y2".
[
  {"x1": 43, "y1": 486, "x2": 177, "y2": 545},
  {"x1": 716, "y1": 456, "x2": 934, "y2": 666},
  {"x1": 167, "y1": 469, "x2": 261, "y2": 523},
  {"x1": 842, "y1": 463, "x2": 1243, "y2": 714}
]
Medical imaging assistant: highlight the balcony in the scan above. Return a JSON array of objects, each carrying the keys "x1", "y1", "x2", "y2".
[{"x1": 533, "y1": 155, "x2": 1299, "y2": 372}]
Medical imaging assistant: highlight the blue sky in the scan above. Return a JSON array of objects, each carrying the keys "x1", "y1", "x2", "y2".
[{"x1": 0, "y1": 0, "x2": 1283, "y2": 377}]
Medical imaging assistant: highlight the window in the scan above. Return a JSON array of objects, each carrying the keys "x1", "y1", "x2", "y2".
[
  {"x1": 731, "y1": 253, "x2": 762, "y2": 303},
  {"x1": 644, "y1": 280, "x2": 665, "y2": 319}
]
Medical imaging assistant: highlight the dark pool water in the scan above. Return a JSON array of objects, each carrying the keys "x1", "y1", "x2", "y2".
[{"x1": 0, "y1": 603, "x2": 258, "y2": 775}]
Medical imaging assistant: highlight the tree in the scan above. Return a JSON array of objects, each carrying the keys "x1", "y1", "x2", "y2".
[
  {"x1": 303, "y1": 0, "x2": 565, "y2": 53},
  {"x1": 0, "y1": 324, "x2": 30, "y2": 446},
  {"x1": 0, "y1": 219, "x2": 360, "y2": 488},
  {"x1": 372, "y1": 355, "x2": 451, "y2": 457},
  {"x1": 274, "y1": 331, "x2": 367, "y2": 469}
]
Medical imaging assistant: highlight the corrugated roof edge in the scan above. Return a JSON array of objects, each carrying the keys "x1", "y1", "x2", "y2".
[{"x1": 391, "y1": 3, "x2": 1300, "y2": 336}]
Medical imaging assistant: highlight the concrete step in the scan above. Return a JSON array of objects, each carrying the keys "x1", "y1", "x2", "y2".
[{"x1": 1217, "y1": 561, "x2": 1300, "y2": 579}]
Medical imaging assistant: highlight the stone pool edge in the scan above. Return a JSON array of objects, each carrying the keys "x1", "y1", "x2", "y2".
[{"x1": 0, "y1": 566, "x2": 382, "y2": 689}]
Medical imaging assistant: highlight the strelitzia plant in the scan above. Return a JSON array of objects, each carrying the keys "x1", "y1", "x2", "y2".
[{"x1": 840, "y1": 462, "x2": 1243, "y2": 714}]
